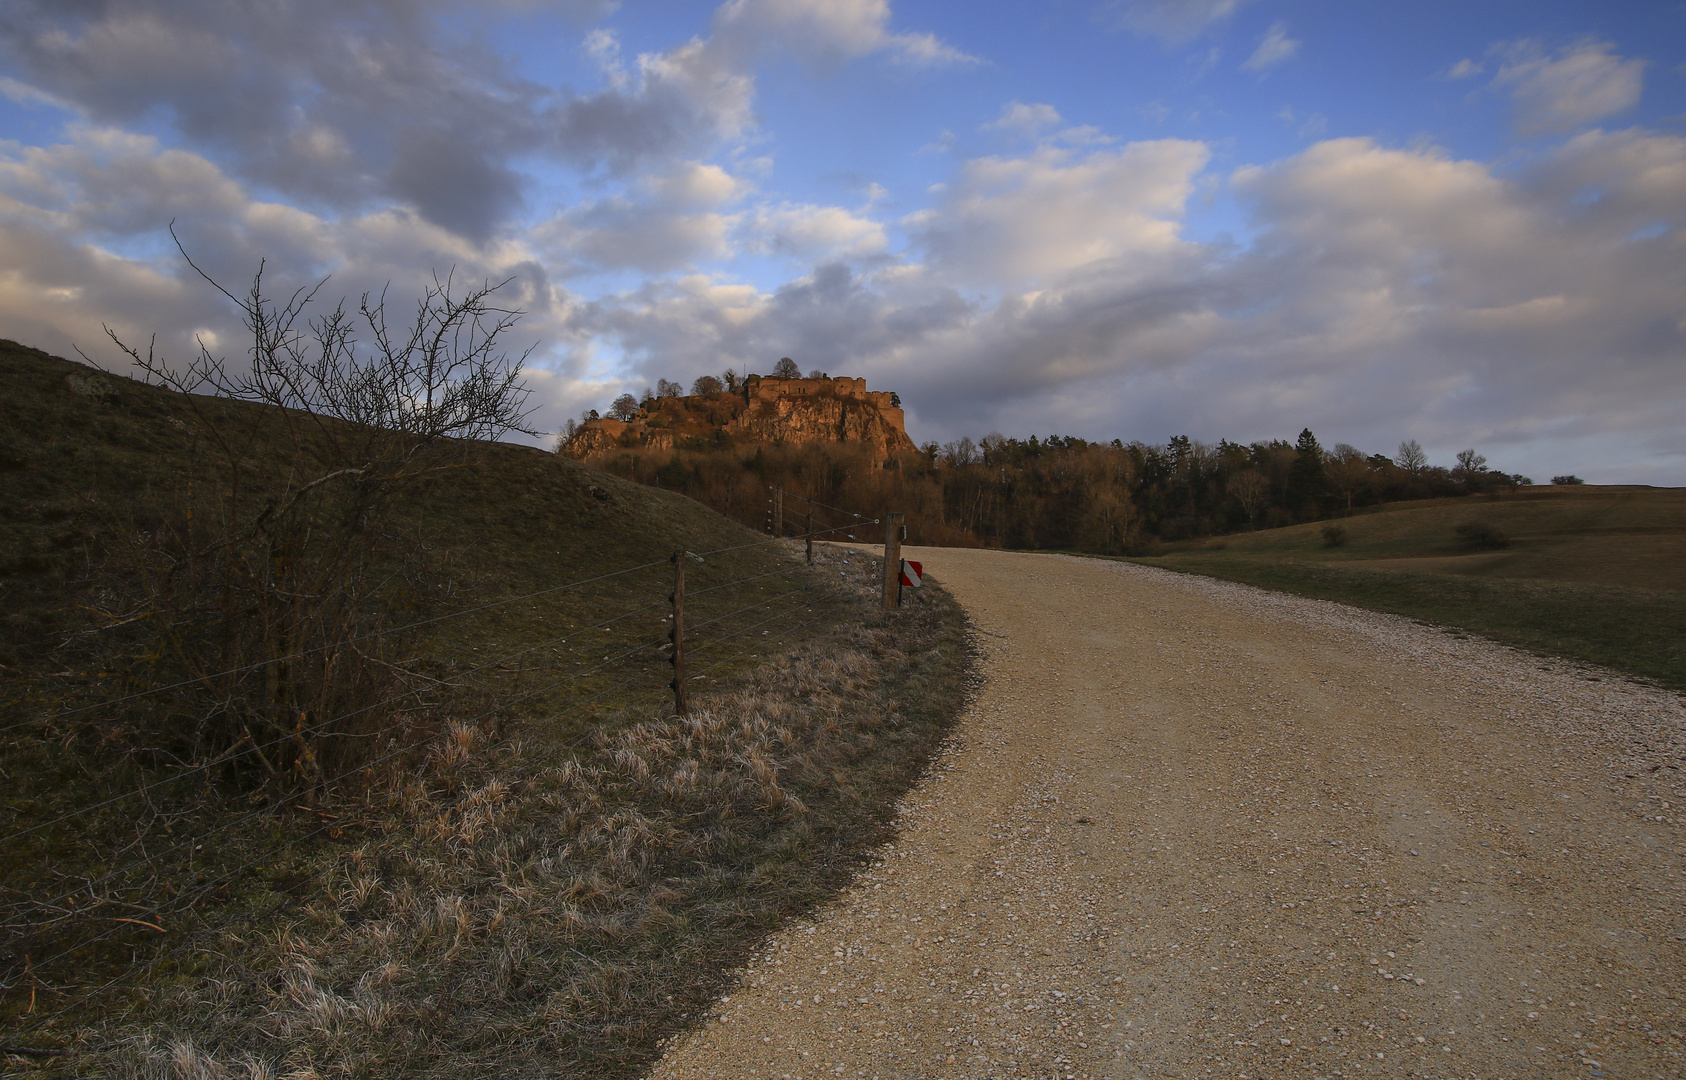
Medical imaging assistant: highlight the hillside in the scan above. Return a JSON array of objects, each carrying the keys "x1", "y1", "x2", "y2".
[
  {"x1": 563, "y1": 373, "x2": 915, "y2": 465},
  {"x1": 1131, "y1": 486, "x2": 1686, "y2": 689},
  {"x1": 0, "y1": 339, "x2": 969, "y2": 1076}
]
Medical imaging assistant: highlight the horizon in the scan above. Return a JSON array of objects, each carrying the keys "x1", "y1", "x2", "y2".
[{"x1": 2, "y1": 0, "x2": 1683, "y2": 484}]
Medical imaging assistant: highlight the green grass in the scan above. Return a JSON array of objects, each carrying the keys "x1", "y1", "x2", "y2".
[
  {"x1": 1127, "y1": 487, "x2": 1686, "y2": 690},
  {"x1": 0, "y1": 339, "x2": 972, "y2": 1072}
]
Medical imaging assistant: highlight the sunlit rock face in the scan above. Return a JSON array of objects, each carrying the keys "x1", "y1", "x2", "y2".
[{"x1": 562, "y1": 374, "x2": 914, "y2": 464}]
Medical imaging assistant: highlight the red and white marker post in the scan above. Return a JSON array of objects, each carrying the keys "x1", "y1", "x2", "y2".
[{"x1": 899, "y1": 560, "x2": 922, "y2": 588}]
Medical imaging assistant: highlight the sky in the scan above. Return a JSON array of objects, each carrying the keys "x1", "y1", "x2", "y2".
[{"x1": 1, "y1": 1, "x2": 1683, "y2": 483}]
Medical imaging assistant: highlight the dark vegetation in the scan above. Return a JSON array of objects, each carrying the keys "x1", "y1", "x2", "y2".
[
  {"x1": 1130, "y1": 488, "x2": 1686, "y2": 691},
  {"x1": 0, "y1": 335, "x2": 968, "y2": 1074},
  {"x1": 592, "y1": 423, "x2": 1535, "y2": 553},
  {"x1": 589, "y1": 384, "x2": 1679, "y2": 692}
]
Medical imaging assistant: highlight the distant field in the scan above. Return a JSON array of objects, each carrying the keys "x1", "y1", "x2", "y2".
[{"x1": 1129, "y1": 486, "x2": 1686, "y2": 691}]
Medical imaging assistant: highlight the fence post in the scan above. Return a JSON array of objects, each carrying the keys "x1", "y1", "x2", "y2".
[
  {"x1": 805, "y1": 507, "x2": 814, "y2": 565},
  {"x1": 883, "y1": 511, "x2": 904, "y2": 610},
  {"x1": 669, "y1": 551, "x2": 688, "y2": 716},
  {"x1": 773, "y1": 486, "x2": 785, "y2": 538}
]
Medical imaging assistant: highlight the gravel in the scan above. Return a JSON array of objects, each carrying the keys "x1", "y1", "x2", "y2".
[{"x1": 649, "y1": 548, "x2": 1686, "y2": 1080}]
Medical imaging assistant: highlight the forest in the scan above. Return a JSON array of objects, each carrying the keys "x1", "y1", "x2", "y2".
[{"x1": 585, "y1": 427, "x2": 1540, "y2": 554}]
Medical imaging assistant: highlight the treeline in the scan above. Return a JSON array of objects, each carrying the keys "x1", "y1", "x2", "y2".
[{"x1": 589, "y1": 429, "x2": 1535, "y2": 554}]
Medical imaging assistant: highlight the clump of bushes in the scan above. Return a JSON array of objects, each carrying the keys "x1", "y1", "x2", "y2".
[
  {"x1": 1455, "y1": 521, "x2": 1510, "y2": 549},
  {"x1": 1320, "y1": 524, "x2": 1348, "y2": 547},
  {"x1": 1552, "y1": 474, "x2": 1585, "y2": 485}
]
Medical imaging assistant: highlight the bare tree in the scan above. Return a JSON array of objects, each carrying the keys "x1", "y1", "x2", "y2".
[
  {"x1": 1454, "y1": 448, "x2": 1487, "y2": 479},
  {"x1": 1396, "y1": 439, "x2": 1428, "y2": 476},
  {"x1": 942, "y1": 436, "x2": 977, "y2": 466},
  {"x1": 1230, "y1": 468, "x2": 1269, "y2": 527},
  {"x1": 657, "y1": 378, "x2": 683, "y2": 398},
  {"x1": 721, "y1": 368, "x2": 739, "y2": 391},
  {"x1": 608, "y1": 393, "x2": 640, "y2": 421},
  {"x1": 1325, "y1": 443, "x2": 1372, "y2": 513},
  {"x1": 771, "y1": 357, "x2": 801, "y2": 379},
  {"x1": 691, "y1": 374, "x2": 725, "y2": 395}
]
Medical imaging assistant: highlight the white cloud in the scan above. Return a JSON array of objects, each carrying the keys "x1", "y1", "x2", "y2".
[
  {"x1": 1241, "y1": 21, "x2": 1299, "y2": 73},
  {"x1": 1447, "y1": 58, "x2": 1483, "y2": 80},
  {"x1": 1494, "y1": 39, "x2": 1645, "y2": 135},
  {"x1": 712, "y1": 0, "x2": 976, "y2": 67},
  {"x1": 986, "y1": 101, "x2": 1065, "y2": 135},
  {"x1": 1101, "y1": 0, "x2": 1255, "y2": 43},
  {"x1": 746, "y1": 203, "x2": 889, "y2": 259},
  {"x1": 906, "y1": 139, "x2": 1210, "y2": 286}
]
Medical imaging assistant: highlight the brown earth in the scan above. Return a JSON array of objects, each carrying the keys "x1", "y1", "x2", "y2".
[{"x1": 648, "y1": 547, "x2": 1686, "y2": 1080}]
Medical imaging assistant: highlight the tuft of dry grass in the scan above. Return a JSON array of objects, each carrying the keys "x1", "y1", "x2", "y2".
[{"x1": 57, "y1": 546, "x2": 970, "y2": 1079}]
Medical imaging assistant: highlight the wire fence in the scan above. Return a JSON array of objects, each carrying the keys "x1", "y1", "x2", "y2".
[{"x1": 0, "y1": 499, "x2": 888, "y2": 1054}]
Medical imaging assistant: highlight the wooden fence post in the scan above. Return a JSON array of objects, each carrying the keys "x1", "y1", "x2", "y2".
[
  {"x1": 773, "y1": 486, "x2": 785, "y2": 538},
  {"x1": 669, "y1": 551, "x2": 688, "y2": 716},
  {"x1": 883, "y1": 511, "x2": 904, "y2": 610},
  {"x1": 805, "y1": 507, "x2": 814, "y2": 565}
]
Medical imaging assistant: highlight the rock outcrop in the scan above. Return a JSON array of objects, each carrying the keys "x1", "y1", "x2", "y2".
[{"x1": 562, "y1": 374, "x2": 915, "y2": 464}]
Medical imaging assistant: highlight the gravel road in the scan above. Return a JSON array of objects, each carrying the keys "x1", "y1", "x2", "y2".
[{"x1": 650, "y1": 548, "x2": 1686, "y2": 1080}]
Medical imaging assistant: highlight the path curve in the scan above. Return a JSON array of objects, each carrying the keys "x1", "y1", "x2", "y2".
[{"x1": 651, "y1": 548, "x2": 1686, "y2": 1079}]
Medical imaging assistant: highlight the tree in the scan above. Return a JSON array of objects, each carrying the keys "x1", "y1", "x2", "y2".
[
  {"x1": 608, "y1": 393, "x2": 640, "y2": 421},
  {"x1": 1453, "y1": 448, "x2": 1487, "y2": 483},
  {"x1": 809, "y1": 369, "x2": 824, "y2": 378},
  {"x1": 1229, "y1": 468, "x2": 1268, "y2": 526},
  {"x1": 657, "y1": 378, "x2": 683, "y2": 398},
  {"x1": 1325, "y1": 443, "x2": 1372, "y2": 513},
  {"x1": 1288, "y1": 428, "x2": 1327, "y2": 515},
  {"x1": 1396, "y1": 439, "x2": 1427, "y2": 476},
  {"x1": 772, "y1": 356, "x2": 802, "y2": 379},
  {"x1": 640, "y1": 385, "x2": 656, "y2": 407},
  {"x1": 721, "y1": 368, "x2": 739, "y2": 391},
  {"x1": 942, "y1": 436, "x2": 977, "y2": 466},
  {"x1": 1552, "y1": 474, "x2": 1584, "y2": 485},
  {"x1": 691, "y1": 374, "x2": 725, "y2": 395}
]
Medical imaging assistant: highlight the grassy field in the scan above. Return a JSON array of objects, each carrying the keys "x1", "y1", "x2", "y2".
[
  {"x1": 1129, "y1": 486, "x2": 1686, "y2": 691},
  {"x1": 0, "y1": 339, "x2": 970, "y2": 1074}
]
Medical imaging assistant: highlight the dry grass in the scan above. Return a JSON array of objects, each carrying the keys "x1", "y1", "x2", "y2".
[
  {"x1": 43, "y1": 545, "x2": 970, "y2": 1079},
  {"x1": 0, "y1": 339, "x2": 842, "y2": 1035}
]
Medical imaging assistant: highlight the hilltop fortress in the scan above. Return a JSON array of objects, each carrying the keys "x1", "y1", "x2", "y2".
[{"x1": 562, "y1": 372, "x2": 915, "y2": 464}]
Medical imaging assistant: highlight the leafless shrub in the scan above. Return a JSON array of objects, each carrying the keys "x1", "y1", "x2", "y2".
[{"x1": 77, "y1": 234, "x2": 536, "y2": 787}]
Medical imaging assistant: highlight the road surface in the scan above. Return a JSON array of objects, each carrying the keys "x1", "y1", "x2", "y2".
[{"x1": 651, "y1": 548, "x2": 1686, "y2": 1080}]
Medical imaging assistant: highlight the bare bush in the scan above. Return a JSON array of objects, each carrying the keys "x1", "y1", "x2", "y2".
[{"x1": 86, "y1": 244, "x2": 536, "y2": 787}]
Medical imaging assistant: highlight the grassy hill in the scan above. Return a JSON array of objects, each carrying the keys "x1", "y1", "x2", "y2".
[
  {"x1": 1130, "y1": 486, "x2": 1686, "y2": 690},
  {"x1": 0, "y1": 339, "x2": 968, "y2": 1075}
]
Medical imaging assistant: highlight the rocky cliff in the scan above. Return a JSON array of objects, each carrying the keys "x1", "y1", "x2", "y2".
[{"x1": 562, "y1": 375, "x2": 915, "y2": 464}]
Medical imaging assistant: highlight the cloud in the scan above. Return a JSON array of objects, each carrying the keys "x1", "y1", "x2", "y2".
[
  {"x1": 1100, "y1": 0, "x2": 1255, "y2": 43},
  {"x1": 561, "y1": 130, "x2": 1686, "y2": 480},
  {"x1": 711, "y1": 0, "x2": 977, "y2": 67},
  {"x1": 1447, "y1": 58, "x2": 1484, "y2": 80},
  {"x1": 985, "y1": 101, "x2": 1065, "y2": 136},
  {"x1": 1241, "y1": 21, "x2": 1299, "y2": 73},
  {"x1": 746, "y1": 204, "x2": 889, "y2": 259},
  {"x1": 905, "y1": 139, "x2": 1210, "y2": 286},
  {"x1": 536, "y1": 162, "x2": 748, "y2": 274},
  {"x1": 1494, "y1": 39, "x2": 1645, "y2": 135}
]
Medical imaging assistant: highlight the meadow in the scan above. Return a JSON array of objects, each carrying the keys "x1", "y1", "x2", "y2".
[
  {"x1": 1131, "y1": 486, "x2": 1686, "y2": 690},
  {"x1": 0, "y1": 339, "x2": 968, "y2": 1075}
]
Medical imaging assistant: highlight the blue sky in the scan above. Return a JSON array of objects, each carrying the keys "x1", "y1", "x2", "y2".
[{"x1": 1, "y1": 0, "x2": 1683, "y2": 482}]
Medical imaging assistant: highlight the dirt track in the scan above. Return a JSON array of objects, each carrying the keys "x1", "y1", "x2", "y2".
[{"x1": 650, "y1": 548, "x2": 1686, "y2": 1080}]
